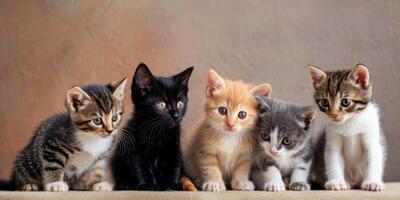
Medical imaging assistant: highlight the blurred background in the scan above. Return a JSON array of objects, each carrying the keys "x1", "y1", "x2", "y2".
[{"x1": 0, "y1": 0, "x2": 399, "y2": 181}]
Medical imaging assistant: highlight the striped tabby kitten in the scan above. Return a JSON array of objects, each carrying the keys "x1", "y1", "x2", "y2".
[
  {"x1": 251, "y1": 96, "x2": 315, "y2": 191},
  {"x1": 308, "y1": 64, "x2": 386, "y2": 191},
  {"x1": 2, "y1": 79, "x2": 127, "y2": 191},
  {"x1": 184, "y1": 69, "x2": 271, "y2": 191}
]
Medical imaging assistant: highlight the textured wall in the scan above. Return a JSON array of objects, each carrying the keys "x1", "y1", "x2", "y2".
[{"x1": 0, "y1": 0, "x2": 399, "y2": 181}]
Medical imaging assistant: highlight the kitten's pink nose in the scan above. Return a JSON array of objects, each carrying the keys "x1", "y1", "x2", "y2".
[
  {"x1": 270, "y1": 150, "x2": 278, "y2": 157},
  {"x1": 226, "y1": 123, "x2": 235, "y2": 130},
  {"x1": 330, "y1": 113, "x2": 339, "y2": 118}
]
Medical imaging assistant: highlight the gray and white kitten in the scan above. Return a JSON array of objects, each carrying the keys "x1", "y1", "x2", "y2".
[
  {"x1": 251, "y1": 96, "x2": 315, "y2": 191},
  {"x1": 1, "y1": 78, "x2": 127, "y2": 192}
]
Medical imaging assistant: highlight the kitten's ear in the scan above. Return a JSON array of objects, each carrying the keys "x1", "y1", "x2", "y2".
[
  {"x1": 348, "y1": 64, "x2": 370, "y2": 89},
  {"x1": 174, "y1": 66, "x2": 194, "y2": 87},
  {"x1": 250, "y1": 83, "x2": 271, "y2": 97},
  {"x1": 109, "y1": 78, "x2": 127, "y2": 101},
  {"x1": 65, "y1": 87, "x2": 92, "y2": 112},
  {"x1": 308, "y1": 65, "x2": 326, "y2": 86},
  {"x1": 206, "y1": 69, "x2": 225, "y2": 97},
  {"x1": 255, "y1": 95, "x2": 270, "y2": 117},
  {"x1": 133, "y1": 63, "x2": 155, "y2": 95},
  {"x1": 297, "y1": 106, "x2": 315, "y2": 131}
]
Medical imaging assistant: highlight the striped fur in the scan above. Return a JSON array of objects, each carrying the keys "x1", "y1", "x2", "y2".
[{"x1": 7, "y1": 79, "x2": 127, "y2": 191}]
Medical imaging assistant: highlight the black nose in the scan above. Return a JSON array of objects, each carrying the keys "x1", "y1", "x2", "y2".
[
  {"x1": 171, "y1": 112, "x2": 180, "y2": 120},
  {"x1": 106, "y1": 129, "x2": 113, "y2": 134}
]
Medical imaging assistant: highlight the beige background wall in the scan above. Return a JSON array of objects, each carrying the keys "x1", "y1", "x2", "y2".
[{"x1": 0, "y1": 0, "x2": 399, "y2": 181}]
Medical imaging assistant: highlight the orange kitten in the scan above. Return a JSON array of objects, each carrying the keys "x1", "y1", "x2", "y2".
[{"x1": 184, "y1": 69, "x2": 271, "y2": 191}]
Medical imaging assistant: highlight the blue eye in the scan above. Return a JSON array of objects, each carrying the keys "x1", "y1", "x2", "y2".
[
  {"x1": 238, "y1": 111, "x2": 247, "y2": 119},
  {"x1": 112, "y1": 114, "x2": 119, "y2": 122},
  {"x1": 218, "y1": 107, "x2": 227, "y2": 115},
  {"x1": 318, "y1": 99, "x2": 329, "y2": 108}
]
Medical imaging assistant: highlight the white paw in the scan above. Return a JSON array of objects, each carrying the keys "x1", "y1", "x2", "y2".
[
  {"x1": 263, "y1": 181, "x2": 286, "y2": 192},
  {"x1": 289, "y1": 182, "x2": 310, "y2": 191},
  {"x1": 45, "y1": 181, "x2": 69, "y2": 192},
  {"x1": 231, "y1": 180, "x2": 254, "y2": 191},
  {"x1": 21, "y1": 183, "x2": 39, "y2": 191},
  {"x1": 201, "y1": 181, "x2": 226, "y2": 191},
  {"x1": 92, "y1": 181, "x2": 113, "y2": 191},
  {"x1": 361, "y1": 181, "x2": 385, "y2": 191},
  {"x1": 325, "y1": 179, "x2": 350, "y2": 190}
]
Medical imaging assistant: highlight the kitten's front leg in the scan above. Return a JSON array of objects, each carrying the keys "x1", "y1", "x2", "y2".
[
  {"x1": 43, "y1": 165, "x2": 69, "y2": 192},
  {"x1": 127, "y1": 154, "x2": 156, "y2": 190},
  {"x1": 160, "y1": 149, "x2": 183, "y2": 190},
  {"x1": 231, "y1": 154, "x2": 254, "y2": 191},
  {"x1": 86, "y1": 159, "x2": 113, "y2": 191},
  {"x1": 324, "y1": 132, "x2": 349, "y2": 190},
  {"x1": 258, "y1": 165, "x2": 285, "y2": 192},
  {"x1": 289, "y1": 160, "x2": 311, "y2": 191},
  {"x1": 361, "y1": 132, "x2": 385, "y2": 191},
  {"x1": 198, "y1": 152, "x2": 226, "y2": 191}
]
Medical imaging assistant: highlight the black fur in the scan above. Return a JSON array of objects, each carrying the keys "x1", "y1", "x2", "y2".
[{"x1": 112, "y1": 63, "x2": 193, "y2": 191}]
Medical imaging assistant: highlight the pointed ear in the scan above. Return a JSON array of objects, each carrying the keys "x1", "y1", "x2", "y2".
[
  {"x1": 250, "y1": 83, "x2": 271, "y2": 97},
  {"x1": 109, "y1": 78, "x2": 127, "y2": 101},
  {"x1": 65, "y1": 87, "x2": 92, "y2": 112},
  {"x1": 206, "y1": 69, "x2": 225, "y2": 97},
  {"x1": 133, "y1": 63, "x2": 155, "y2": 95},
  {"x1": 255, "y1": 95, "x2": 270, "y2": 118},
  {"x1": 348, "y1": 64, "x2": 370, "y2": 89},
  {"x1": 308, "y1": 65, "x2": 326, "y2": 86},
  {"x1": 297, "y1": 106, "x2": 315, "y2": 131},
  {"x1": 174, "y1": 66, "x2": 194, "y2": 87}
]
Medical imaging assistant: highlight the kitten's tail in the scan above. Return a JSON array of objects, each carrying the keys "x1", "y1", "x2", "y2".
[
  {"x1": 0, "y1": 180, "x2": 15, "y2": 191},
  {"x1": 180, "y1": 176, "x2": 198, "y2": 191}
]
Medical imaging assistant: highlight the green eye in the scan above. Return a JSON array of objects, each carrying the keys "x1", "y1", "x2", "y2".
[
  {"x1": 93, "y1": 118, "x2": 102, "y2": 125},
  {"x1": 156, "y1": 101, "x2": 167, "y2": 110},
  {"x1": 282, "y1": 137, "x2": 292, "y2": 146},
  {"x1": 112, "y1": 114, "x2": 119, "y2": 122},
  {"x1": 177, "y1": 101, "x2": 184, "y2": 109},
  {"x1": 262, "y1": 133, "x2": 270, "y2": 141}
]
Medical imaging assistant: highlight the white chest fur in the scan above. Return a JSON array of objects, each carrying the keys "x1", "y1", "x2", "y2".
[{"x1": 65, "y1": 132, "x2": 114, "y2": 178}]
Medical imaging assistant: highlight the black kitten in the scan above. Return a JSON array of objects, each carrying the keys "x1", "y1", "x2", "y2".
[{"x1": 112, "y1": 63, "x2": 194, "y2": 191}]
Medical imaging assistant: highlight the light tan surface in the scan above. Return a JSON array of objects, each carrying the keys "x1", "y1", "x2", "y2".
[
  {"x1": 0, "y1": 0, "x2": 400, "y2": 182},
  {"x1": 0, "y1": 183, "x2": 399, "y2": 200}
]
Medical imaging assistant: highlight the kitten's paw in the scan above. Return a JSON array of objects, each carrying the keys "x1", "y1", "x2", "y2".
[
  {"x1": 21, "y1": 183, "x2": 39, "y2": 191},
  {"x1": 92, "y1": 181, "x2": 113, "y2": 191},
  {"x1": 361, "y1": 181, "x2": 385, "y2": 191},
  {"x1": 201, "y1": 181, "x2": 226, "y2": 192},
  {"x1": 263, "y1": 181, "x2": 286, "y2": 192},
  {"x1": 163, "y1": 183, "x2": 181, "y2": 191},
  {"x1": 289, "y1": 182, "x2": 310, "y2": 191},
  {"x1": 45, "y1": 181, "x2": 69, "y2": 192},
  {"x1": 325, "y1": 179, "x2": 350, "y2": 190},
  {"x1": 231, "y1": 180, "x2": 254, "y2": 191}
]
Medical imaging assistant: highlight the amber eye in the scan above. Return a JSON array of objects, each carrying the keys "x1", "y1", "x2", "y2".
[
  {"x1": 262, "y1": 133, "x2": 270, "y2": 141},
  {"x1": 238, "y1": 111, "x2": 247, "y2": 119},
  {"x1": 318, "y1": 99, "x2": 329, "y2": 108},
  {"x1": 177, "y1": 101, "x2": 184, "y2": 109},
  {"x1": 341, "y1": 98, "x2": 352, "y2": 107},
  {"x1": 282, "y1": 137, "x2": 292, "y2": 146},
  {"x1": 93, "y1": 118, "x2": 102, "y2": 126},
  {"x1": 156, "y1": 101, "x2": 167, "y2": 110},
  {"x1": 112, "y1": 114, "x2": 119, "y2": 122},
  {"x1": 218, "y1": 107, "x2": 228, "y2": 115}
]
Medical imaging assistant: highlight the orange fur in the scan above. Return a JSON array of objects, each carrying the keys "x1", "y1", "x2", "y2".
[{"x1": 184, "y1": 69, "x2": 271, "y2": 191}]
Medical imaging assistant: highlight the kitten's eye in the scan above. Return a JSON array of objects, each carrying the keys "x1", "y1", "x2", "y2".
[
  {"x1": 156, "y1": 101, "x2": 167, "y2": 110},
  {"x1": 261, "y1": 133, "x2": 270, "y2": 141},
  {"x1": 341, "y1": 98, "x2": 352, "y2": 107},
  {"x1": 177, "y1": 101, "x2": 184, "y2": 109},
  {"x1": 112, "y1": 114, "x2": 119, "y2": 122},
  {"x1": 282, "y1": 137, "x2": 292, "y2": 146},
  {"x1": 218, "y1": 107, "x2": 228, "y2": 115},
  {"x1": 318, "y1": 99, "x2": 329, "y2": 108},
  {"x1": 92, "y1": 118, "x2": 102, "y2": 126},
  {"x1": 238, "y1": 111, "x2": 247, "y2": 119}
]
